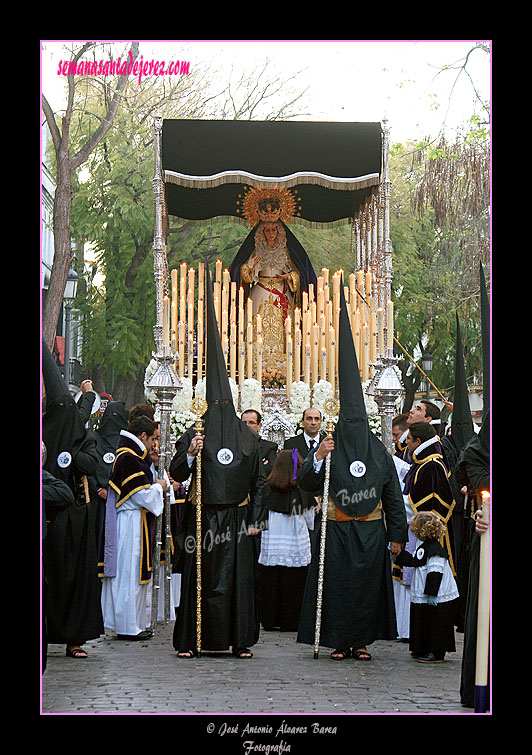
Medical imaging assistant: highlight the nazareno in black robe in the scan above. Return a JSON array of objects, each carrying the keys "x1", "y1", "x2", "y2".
[
  {"x1": 42, "y1": 340, "x2": 104, "y2": 646},
  {"x1": 296, "y1": 281, "x2": 408, "y2": 651},
  {"x1": 170, "y1": 265, "x2": 267, "y2": 653}
]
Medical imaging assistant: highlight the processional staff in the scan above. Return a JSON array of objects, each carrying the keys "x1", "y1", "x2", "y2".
[
  {"x1": 475, "y1": 490, "x2": 491, "y2": 713},
  {"x1": 314, "y1": 398, "x2": 339, "y2": 659},
  {"x1": 191, "y1": 397, "x2": 208, "y2": 658}
]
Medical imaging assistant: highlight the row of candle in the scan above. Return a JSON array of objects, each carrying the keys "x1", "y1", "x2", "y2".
[{"x1": 161, "y1": 261, "x2": 394, "y2": 392}]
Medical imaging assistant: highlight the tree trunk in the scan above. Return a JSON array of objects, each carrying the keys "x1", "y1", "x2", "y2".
[
  {"x1": 42, "y1": 155, "x2": 73, "y2": 351},
  {"x1": 112, "y1": 366, "x2": 148, "y2": 408}
]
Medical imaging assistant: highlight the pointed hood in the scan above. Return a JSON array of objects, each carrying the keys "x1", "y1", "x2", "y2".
[
  {"x1": 41, "y1": 338, "x2": 88, "y2": 486},
  {"x1": 200, "y1": 263, "x2": 257, "y2": 505},
  {"x1": 329, "y1": 278, "x2": 389, "y2": 517},
  {"x1": 450, "y1": 314, "x2": 474, "y2": 453},
  {"x1": 93, "y1": 401, "x2": 129, "y2": 488},
  {"x1": 480, "y1": 262, "x2": 490, "y2": 420},
  {"x1": 42, "y1": 337, "x2": 70, "y2": 409}
]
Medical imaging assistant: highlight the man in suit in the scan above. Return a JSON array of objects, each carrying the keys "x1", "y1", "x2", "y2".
[
  {"x1": 283, "y1": 407, "x2": 323, "y2": 460},
  {"x1": 241, "y1": 409, "x2": 278, "y2": 469}
]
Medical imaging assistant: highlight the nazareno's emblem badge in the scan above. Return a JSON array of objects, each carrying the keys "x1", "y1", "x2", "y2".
[
  {"x1": 57, "y1": 451, "x2": 72, "y2": 468},
  {"x1": 349, "y1": 460, "x2": 366, "y2": 477},
  {"x1": 217, "y1": 448, "x2": 234, "y2": 465},
  {"x1": 103, "y1": 452, "x2": 115, "y2": 464}
]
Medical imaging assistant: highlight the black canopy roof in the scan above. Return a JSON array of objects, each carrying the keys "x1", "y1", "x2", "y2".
[{"x1": 161, "y1": 119, "x2": 383, "y2": 226}]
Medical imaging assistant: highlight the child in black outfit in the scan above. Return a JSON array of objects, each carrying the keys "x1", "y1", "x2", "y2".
[{"x1": 394, "y1": 511, "x2": 459, "y2": 663}]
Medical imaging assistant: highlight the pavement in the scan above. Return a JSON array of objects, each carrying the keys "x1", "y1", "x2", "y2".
[{"x1": 41, "y1": 620, "x2": 479, "y2": 729}]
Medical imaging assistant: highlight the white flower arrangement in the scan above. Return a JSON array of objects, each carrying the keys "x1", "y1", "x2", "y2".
[
  {"x1": 240, "y1": 378, "x2": 262, "y2": 413},
  {"x1": 289, "y1": 381, "x2": 311, "y2": 416},
  {"x1": 143, "y1": 358, "x2": 158, "y2": 404},
  {"x1": 172, "y1": 376, "x2": 193, "y2": 414},
  {"x1": 170, "y1": 410, "x2": 196, "y2": 438},
  {"x1": 194, "y1": 377, "x2": 206, "y2": 400},
  {"x1": 362, "y1": 379, "x2": 380, "y2": 417},
  {"x1": 311, "y1": 380, "x2": 334, "y2": 414}
]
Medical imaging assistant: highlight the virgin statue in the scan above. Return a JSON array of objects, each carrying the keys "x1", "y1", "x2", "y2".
[{"x1": 229, "y1": 188, "x2": 317, "y2": 374}]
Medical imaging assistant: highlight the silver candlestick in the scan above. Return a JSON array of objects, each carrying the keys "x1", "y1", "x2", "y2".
[
  {"x1": 147, "y1": 349, "x2": 182, "y2": 628},
  {"x1": 367, "y1": 350, "x2": 403, "y2": 454}
]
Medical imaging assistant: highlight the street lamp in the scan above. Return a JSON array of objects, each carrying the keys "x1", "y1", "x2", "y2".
[
  {"x1": 421, "y1": 348, "x2": 433, "y2": 399},
  {"x1": 63, "y1": 267, "x2": 79, "y2": 387}
]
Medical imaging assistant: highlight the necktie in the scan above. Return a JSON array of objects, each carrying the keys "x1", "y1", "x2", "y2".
[{"x1": 308, "y1": 439, "x2": 316, "y2": 451}]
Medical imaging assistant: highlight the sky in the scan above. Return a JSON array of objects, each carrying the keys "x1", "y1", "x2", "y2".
[{"x1": 41, "y1": 40, "x2": 491, "y2": 144}]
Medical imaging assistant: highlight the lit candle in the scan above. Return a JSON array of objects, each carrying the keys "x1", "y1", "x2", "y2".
[
  {"x1": 186, "y1": 334, "x2": 193, "y2": 379},
  {"x1": 162, "y1": 295, "x2": 170, "y2": 348},
  {"x1": 230, "y1": 321, "x2": 236, "y2": 381},
  {"x1": 230, "y1": 281, "x2": 236, "y2": 324},
  {"x1": 321, "y1": 347, "x2": 327, "y2": 382},
  {"x1": 305, "y1": 343, "x2": 311, "y2": 386},
  {"x1": 187, "y1": 299, "x2": 194, "y2": 343},
  {"x1": 221, "y1": 280, "x2": 229, "y2": 323},
  {"x1": 370, "y1": 311, "x2": 377, "y2": 364},
  {"x1": 171, "y1": 300, "x2": 177, "y2": 350},
  {"x1": 312, "y1": 323, "x2": 319, "y2": 386},
  {"x1": 328, "y1": 327, "x2": 336, "y2": 392},
  {"x1": 295, "y1": 328, "x2": 301, "y2": 383},
  {"x1": 247, "y1": 322, "x2": 253, "y2": 380},
  {"x1": 215, "y1": 259, "x2": 222, "y2": 287},
  {"x1": 222, "y1": 334, "x2": 229, "y2": 369},
  {"x1": 286, "y1": 335, "x2": 293, "y2": 395},
  {"x1": 178, "y1": 321, "x2": 185, "y2": 377},
  {"x1": 180, "y1": 263, "x2": 187, "y2": 324},
  {"x1": 257, "y1": 336, "x2": 263, "y2": 384},
  {"x1": 239, "y1": 339, "x2": 245, "y2": 390},
  {"x1": 197, "y1": 317, "x2": 203, "y2": 382},
  {"x1": 354, "y1": 309, "x2": 361, "y2": 360},
  {"x1": 247, "y1": 297, "x2": 253, "y2": 327},
  {"x1": 221, "y1": 308, "x2": 228, "y2": 345},
  {"x1": 377, "y1": 307, "x2": 384, "y2": 356},
  {"x1": 361, "y1": 323, "x2": 369, "y2": 382},
  {"x1": 294, "y1": 307, "x2": 301, "y2": 334},
  {"x1": 214, "y1": 282, "x2": 221, "y2": 330},
  {"x1": 349, "y1": 272, "x2": 356, "y2": 301}
]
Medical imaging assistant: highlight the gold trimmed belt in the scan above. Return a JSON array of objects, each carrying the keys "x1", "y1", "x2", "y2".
[{"x1": 326, "y1": 496, "x2": 382, "y2": 522}]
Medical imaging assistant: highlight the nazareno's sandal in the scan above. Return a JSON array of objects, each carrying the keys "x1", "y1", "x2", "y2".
[
  {"x1": 330, "y1": 648, "x2": 351, "y2": 660},
  {"x1": 66, "y1": 646, "x2": 88, "y2": 658},
  {"x1": 232, "y1": 647, "x2": 253, "y2": 658},
  {"x1": 177, "y1": 649, "x2": 196, "y2": 658},
  {"x1": 352, "y1": 648, "x2": 372, "y2": 660}
]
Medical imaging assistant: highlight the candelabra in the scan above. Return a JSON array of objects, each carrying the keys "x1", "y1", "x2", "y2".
[{"x1": 367, "y1": 350, "x2": 403, "y2": 454}]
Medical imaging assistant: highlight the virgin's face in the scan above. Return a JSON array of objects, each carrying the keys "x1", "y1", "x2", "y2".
[{"x1": 263, "y1": 224, "x2": 278, "y2": 246}]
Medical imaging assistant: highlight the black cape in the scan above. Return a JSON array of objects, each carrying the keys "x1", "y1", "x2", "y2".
[
  {"x1": 42, "y1": 340, "x2": 103, "y2": 645},
  {"x1": 296, "y1": 279, "x2": 407, "y2": 649},
  {"x1": 170, "y1": 264, "x2": 267, "y2": 652},
  {"x1": 455, "y1": 413, "x2": 490, "y2": 708}
]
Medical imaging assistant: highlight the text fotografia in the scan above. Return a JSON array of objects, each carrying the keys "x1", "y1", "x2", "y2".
[
  {"x1": 209, "y1": 720, "x2": 338, "y2": 750},
  {"x1": 57, "y1": 52, "x2": 190, "y2": 83}
]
